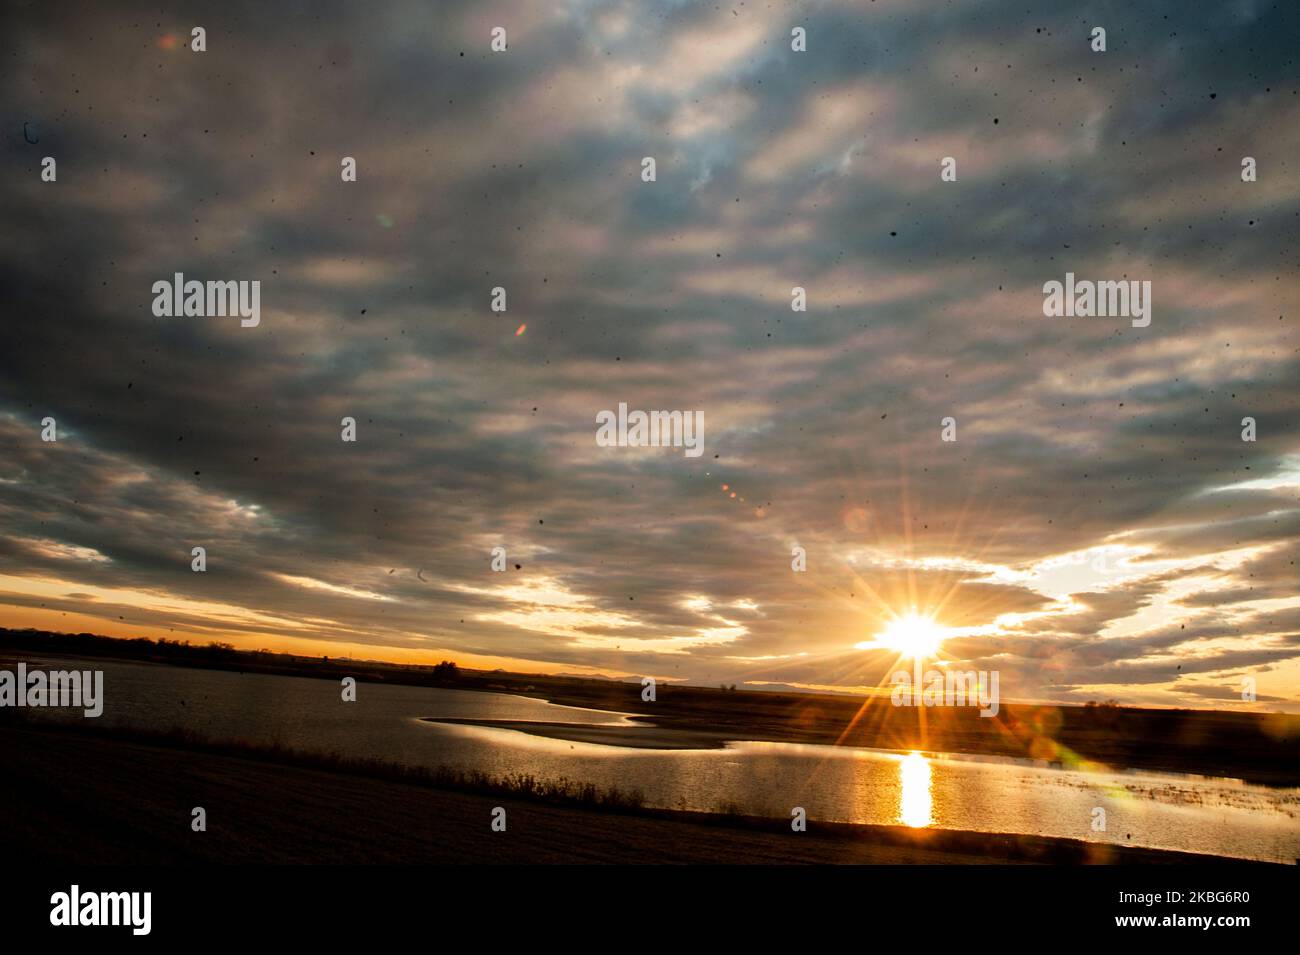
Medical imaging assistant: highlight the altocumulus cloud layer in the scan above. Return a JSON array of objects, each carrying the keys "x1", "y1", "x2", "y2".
[{"x1": 1, "y1": 0, "x2": 1298, "y2": 708}]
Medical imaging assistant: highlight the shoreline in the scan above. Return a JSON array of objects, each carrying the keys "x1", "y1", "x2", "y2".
[
  {"x1": 421, "y1": 716, "x2": 735, "y2": 749},
  {"x1": 5, "y1": 638, "x2": 1300, "y2": 787},
  {"x1": 1, "y1": 720, "x2": 1272, "y2": 865}
]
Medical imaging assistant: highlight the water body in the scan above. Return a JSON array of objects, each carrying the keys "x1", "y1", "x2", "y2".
[{"x1": 12, "y1": 657, "x2": 1299, "y2": 863}]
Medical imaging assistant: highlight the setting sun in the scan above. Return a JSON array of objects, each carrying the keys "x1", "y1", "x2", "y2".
[{"x1": 858, "y1": 612, "x2": 949, "y2": 658}]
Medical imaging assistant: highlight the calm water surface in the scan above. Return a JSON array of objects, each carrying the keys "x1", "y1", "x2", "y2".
[{"x1": 15, "y1": 657, "x2": 1300, "y2": 863}]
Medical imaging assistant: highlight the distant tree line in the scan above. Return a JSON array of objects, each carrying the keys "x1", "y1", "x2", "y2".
[{"x1": 0, "y1": 627, "x2": 461, "y2": 684}]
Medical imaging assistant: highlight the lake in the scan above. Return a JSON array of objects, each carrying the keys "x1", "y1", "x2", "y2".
[{"x1": 12, "y1": 656, "x2": 1300, "y2": 863}]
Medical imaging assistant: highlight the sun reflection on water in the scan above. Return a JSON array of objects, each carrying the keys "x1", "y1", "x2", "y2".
[{"x1": 899, "y1": 751, "x2": 934, "y2": 828}]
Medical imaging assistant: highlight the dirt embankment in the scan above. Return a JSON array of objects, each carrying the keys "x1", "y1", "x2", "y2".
[{"x1": 0, "y1": 723, "x2": 1257, "y2": 865}]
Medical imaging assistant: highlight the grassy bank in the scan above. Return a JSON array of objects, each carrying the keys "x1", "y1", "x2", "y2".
[{"x1": 0, "y1": 719, "x2": 1268, "y2": 865}]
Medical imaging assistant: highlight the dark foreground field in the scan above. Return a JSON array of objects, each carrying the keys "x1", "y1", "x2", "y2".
[{"x1": 0, "y1": 723, "x2": 1256, "y2": 865}]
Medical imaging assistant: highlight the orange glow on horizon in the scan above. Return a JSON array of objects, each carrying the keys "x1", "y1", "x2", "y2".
[{"x1": 0, "y1": 600, "x2": 626, "y2": 679}]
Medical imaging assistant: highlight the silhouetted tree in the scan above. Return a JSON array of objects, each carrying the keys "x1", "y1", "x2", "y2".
[{"x1": 432, "y1": 660, "x2": 459, "y2": 683}]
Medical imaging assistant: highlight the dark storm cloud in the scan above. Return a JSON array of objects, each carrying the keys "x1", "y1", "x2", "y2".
[{"x1": 1, "y1": 0, "x2": 1297, "y2": 705}]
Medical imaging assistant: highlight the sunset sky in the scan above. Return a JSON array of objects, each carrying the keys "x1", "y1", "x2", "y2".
[{"x1": 2, "y1": 0, "x2": 1298, "y2": 710}]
